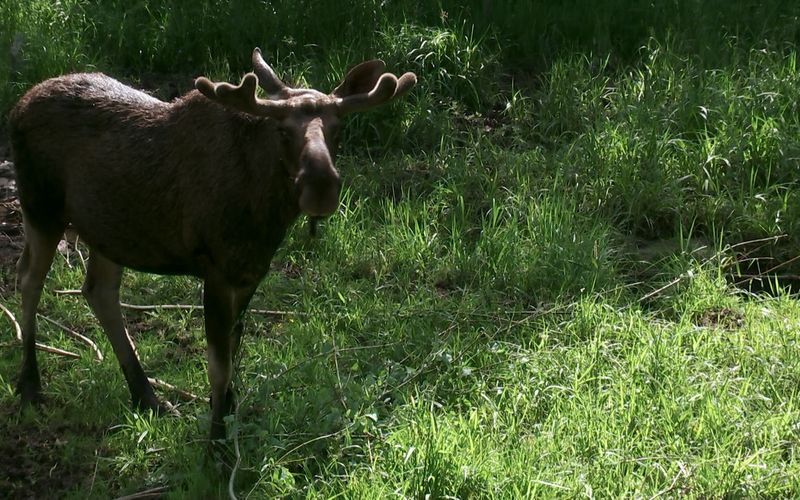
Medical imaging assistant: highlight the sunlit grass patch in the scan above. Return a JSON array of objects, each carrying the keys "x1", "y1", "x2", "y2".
[{"x1": 2, "y1": 0, "x2": 800, "y2": 497}]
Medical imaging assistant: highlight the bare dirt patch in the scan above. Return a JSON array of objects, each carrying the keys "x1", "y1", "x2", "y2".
[
  {"x1": 0, "y1": 137, "x2": 23, "y2": 293},
  {"x1": 0, "y1": 406, "x2": 103, "y2": 499},
  {"x1": 694, "y1": 306, "x2": 745, "y2": 330}
]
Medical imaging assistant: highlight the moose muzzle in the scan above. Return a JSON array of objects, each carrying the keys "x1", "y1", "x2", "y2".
[{"x1": 296, "y1": 163, "x2": 341, "y2": 217}]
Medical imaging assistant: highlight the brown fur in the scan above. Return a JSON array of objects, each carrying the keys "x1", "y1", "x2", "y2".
[
  {"x1": 12, "y1": 73, "x2": 295, "y2": 280},
  {"x1": 10, "y1": 49, "x2": 415, "y2": 440}
]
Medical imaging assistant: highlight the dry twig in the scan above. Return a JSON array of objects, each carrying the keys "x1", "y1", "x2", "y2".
[
  {"x1": 37, "y1": 313, "x2": 104, "y2": 361},
  {"x1": 2, "y1": 299, "x2": 205, "y2": 399},
  {"x1": 53, "y1": 289, "x2": 300, "y2": 316},
  {"x1": 148, "y1": 377, "x2": 207, "y2": 403},
  {"x1": 112, "y1": 485, "x2": 169, "y2": 500},
  {"x1": 0, "y1": 301, "x2": 80, "y2": 358},
  {"x1": 638, "y1": 235, "x2": 787, "y2": 302},
  {"x1": 733, "y1": 252, "x2": 800, "y2": 287}
]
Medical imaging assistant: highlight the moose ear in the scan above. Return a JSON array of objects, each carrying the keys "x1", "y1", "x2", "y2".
[{"x1": 331, "y1": 59, "x2": 387, "y2": 98}]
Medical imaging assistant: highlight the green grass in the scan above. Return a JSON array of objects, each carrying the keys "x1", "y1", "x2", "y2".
[{"x1": 2, "y1": 0, "x2": 800, "y2": 498}]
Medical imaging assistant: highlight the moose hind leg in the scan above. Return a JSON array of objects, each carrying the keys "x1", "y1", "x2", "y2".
[
  {"x1": 16, "y1": 220, "x2": 63, "y2": 404},
  {"x1": 82, "y1": 250, "x2": 161, "y2": 412}
]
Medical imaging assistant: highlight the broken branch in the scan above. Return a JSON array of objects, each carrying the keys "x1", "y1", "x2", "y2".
[
  {"x1": 0, "y1": 301, "x2": 81, "y2": 359},
  {"x1": 37, "y1": 313, "x2": 104, "y2": 361}
]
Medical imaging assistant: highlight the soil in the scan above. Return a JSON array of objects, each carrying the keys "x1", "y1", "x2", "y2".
[
  {"x1": 0, "y1": 134, "x2": 23, "y2": 286},
  {"x1": 0, "y1": 406, "x2": 104, "y2": 499},
  {"x1": 695, "y1": 306, "x2": 745, "y2": 330}
]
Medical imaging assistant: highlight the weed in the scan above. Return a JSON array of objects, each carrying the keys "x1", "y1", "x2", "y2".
[{"x1": 2, "y1": 1, "x2": 800, "y2": 497}]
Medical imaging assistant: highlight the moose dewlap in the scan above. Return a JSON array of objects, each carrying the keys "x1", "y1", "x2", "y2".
[{"x1": 10, "y1": 48, "x2": 415, "y2": 440}]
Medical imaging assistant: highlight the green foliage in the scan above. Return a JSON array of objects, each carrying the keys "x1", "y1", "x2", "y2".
[{"x1": 3, "y1": 0, "x2": 800, "y2": 498}]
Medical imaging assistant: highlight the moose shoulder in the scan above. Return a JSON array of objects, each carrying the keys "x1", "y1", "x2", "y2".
[{"x1": 10, "y1": 48, "x2": 416, "y2": 440}]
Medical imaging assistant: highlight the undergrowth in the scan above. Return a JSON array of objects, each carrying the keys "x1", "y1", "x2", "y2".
[{"x1": 2, "y1": 0, "x2": 800, "y2": 498}]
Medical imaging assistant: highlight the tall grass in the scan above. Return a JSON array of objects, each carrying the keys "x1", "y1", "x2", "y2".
[{"x1": 2, "y1": 0, "x2": 800, "y2": 498}]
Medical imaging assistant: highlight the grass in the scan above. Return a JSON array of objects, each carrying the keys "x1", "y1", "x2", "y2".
[{"x1": 2, "y1": 0, "x2": 800, "y2": 498}]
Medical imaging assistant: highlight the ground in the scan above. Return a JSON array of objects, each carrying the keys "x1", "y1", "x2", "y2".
[{"x1": 0, "y1": 136, "x2": 22, "y2": 280}]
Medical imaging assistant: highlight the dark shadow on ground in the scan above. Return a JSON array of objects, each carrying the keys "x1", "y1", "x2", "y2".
[{"x1": 0, "y1": 404, "x2": 107, "y2": 498}]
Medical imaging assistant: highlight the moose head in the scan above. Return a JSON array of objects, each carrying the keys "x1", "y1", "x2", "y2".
[{"x1": 196, "y1": 48, "x2": 417, "y2": 218}]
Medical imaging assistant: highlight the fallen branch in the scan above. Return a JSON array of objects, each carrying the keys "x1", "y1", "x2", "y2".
[
  {"x1": 124, "y1": 303, "x2": 200, "y2": 311},
  {"x1": 638, "y1": 235, "x2": 789, "y2": 303},
  {"x1": 112, "y1": 485, "x2": 169, "y2": 500},
  {"x1": 0, "y1": 300, "x2": 21, "y2": 340},
  {"x1": 37, "y1": 313, "x2": 104, "y2": 361},
  {"x1": 0, "y1": 301, "x2": 81, "y2": 359},
  {"x1": 148, "y1": 377, "x2": 207, "y2": 403},
  {"x1": 638, "y1": 274, "x2": 685, "y2": 303},
  {"x1": 733, "y1": 252, "x2": 800, "y2": 287},
  {"x1": 229, "y1": 393, "x2": 242, "y2": 500},
  {"x1": 34, "y1": 343, "x2": 81, "y2": 359},
  {"x1": 2, "y1": 302, "x2": 204, "y2": 401},
  {"x1": 54, "y1": 289, "x2": 300, "y2": 316}
]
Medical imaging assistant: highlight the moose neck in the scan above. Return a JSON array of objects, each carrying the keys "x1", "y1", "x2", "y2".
[
  {"x1": 165, "y1": 92, "x2": 303, "y2": 281},
  {"x1": 177, "y1": 90, "x2": 301, "y2": 215}
]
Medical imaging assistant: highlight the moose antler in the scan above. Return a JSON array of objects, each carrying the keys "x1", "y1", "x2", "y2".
[
  {"x1": 195, "y1": 73, "x2": 291, "y2": 118},
  {"x1": 197, "y1": 48, "x2": 417, "y2": 117},
  {"x1": 252, "y1": 47, "x2": 290, "y2": 99}
]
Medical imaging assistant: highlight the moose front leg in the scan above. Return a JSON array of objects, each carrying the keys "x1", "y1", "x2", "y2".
[
  {"x1": 203, "y1": 277, "x2": 256, "y2": 440},
  {"x1": 83, "y1": 251, "x2": 162, "y2": 412}
]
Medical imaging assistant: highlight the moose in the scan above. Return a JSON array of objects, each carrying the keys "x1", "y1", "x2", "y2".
[{"x1": 10, "y1": 48, "x2": 416, "y2": 440}]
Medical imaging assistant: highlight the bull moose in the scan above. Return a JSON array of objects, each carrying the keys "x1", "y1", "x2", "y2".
[{"x1": 10, "y1": 47, "x2": 416, "y2": 439}]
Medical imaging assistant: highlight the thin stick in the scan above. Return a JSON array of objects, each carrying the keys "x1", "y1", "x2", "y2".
[
  {"x1": 0, "y1": 300, "x2": 22, "y2": 340},
  {"x1": 649, "y1": 462, "x2": 687, "y2": 499},
  {"x1": 119, "y1": 303, "x2": 299, "y2": 316},
  {"x1": 638, "y1": 275, "x2": 685, "y2": 303},
  {"x1": 148, "y1": 377, "x2": 207, "y2": 403},
  {"x1": 37, "y1": 313, "x2": 104, "y2": 361},
  {"x1": 330, "y1": 329, "x2": 348, "y2": 410},
  {"x1": 33, "y1": 343, "x2": 81, "y2": 358},
  {"x1": 0, "y1": 301, "x2": 80, "y2": 359},
  {"x1": 733, "y1": 253, "x2": 800, "y2": 287},
  {"x1": 74, "y1": 234, "x2": 88, "y2": 272},
  {"x1": 53, "y1": 291, "x2": 300, "y2": 316},
  {"x1": 58, "y1": 240, "x2": 73, "y2": 269},
  {"x1": 275, "y1": 421, "x2": 359, "y2": 466},
  {"x1": 228, "y1": 394, "x2": 242, "y2": 500},
  {"x1": 112, "y1": 486, "x2": 169, "y2": 500},
  {"x1": 638, "y1": 235, "x2": 789, "y2": 303},
  {"x1": 122, "y1": 302, "x2": 201, "y2": 311}
]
